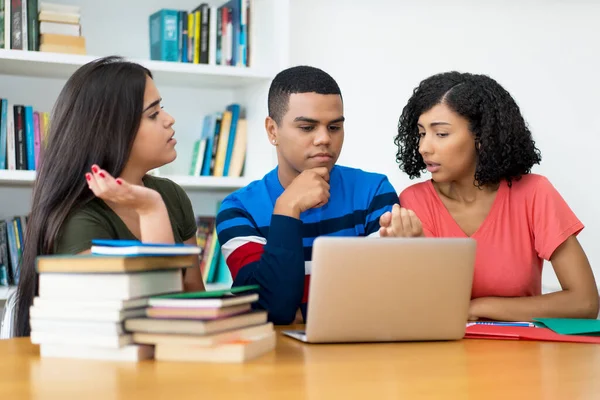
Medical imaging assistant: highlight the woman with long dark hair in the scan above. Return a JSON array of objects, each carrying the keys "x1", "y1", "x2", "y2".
[{"x1": 6, "y1": 56, "x2": 204, "y2": 337}]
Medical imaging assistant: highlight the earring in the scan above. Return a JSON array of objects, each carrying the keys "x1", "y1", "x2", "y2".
[{"x1": 272, "y1": 139, "x2": 277, "y2": 145}]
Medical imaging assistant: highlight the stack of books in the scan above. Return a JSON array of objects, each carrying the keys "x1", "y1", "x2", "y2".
[
  {"x1": 30, "y1": 240, "x2": 201, "y2": 361},
  {"x1": 125, "y1": 285, "x2": 275, "y2": 363},
  {"x1": 38, "y1": 2, "x2": 86, "y2": 55}
]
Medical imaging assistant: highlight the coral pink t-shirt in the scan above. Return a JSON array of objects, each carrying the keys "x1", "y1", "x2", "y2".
[{"x1": 399, "y1": 174, "x2": 583, "y2": 299}]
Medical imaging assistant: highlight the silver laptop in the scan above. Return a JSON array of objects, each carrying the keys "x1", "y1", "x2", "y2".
[{"x1": 282, "y1": 236, "x2": 476, "y2": 343}]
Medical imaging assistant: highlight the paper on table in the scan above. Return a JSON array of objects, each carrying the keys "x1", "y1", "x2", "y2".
[{"x1": 532, "y1": 318, "x2": 600, "y2": 336}]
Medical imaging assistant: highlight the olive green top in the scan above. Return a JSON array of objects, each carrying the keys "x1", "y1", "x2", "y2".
[{"x1": 55, "y1": 175, "x2": 197, "y2": 254}]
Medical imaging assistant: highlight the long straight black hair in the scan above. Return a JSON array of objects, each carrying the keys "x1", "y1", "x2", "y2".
[{"x1": 15, "y1": 56, "x2": 152, "y2": 336}]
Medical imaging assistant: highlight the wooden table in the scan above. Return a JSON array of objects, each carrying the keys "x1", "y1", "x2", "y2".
[{"x1": 1, "y1": 327, "x2": 599, "y2": 399}]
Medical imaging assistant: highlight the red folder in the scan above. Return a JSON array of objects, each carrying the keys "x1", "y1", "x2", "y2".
[{"x1": 465, "y1": 325, "x2": 600, "y2": 344}]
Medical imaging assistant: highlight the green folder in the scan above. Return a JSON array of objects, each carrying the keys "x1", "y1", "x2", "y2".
[
  {"x1": 533, "y1": 318, "x2": 600, "y2": 336},
  {"x1": 150, "y1": 284, "x2": 259, "y2": 300}
]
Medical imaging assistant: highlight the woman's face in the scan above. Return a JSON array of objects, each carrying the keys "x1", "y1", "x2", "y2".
[
  {"x1": 417, "y1": 103, "x2": 477, "y2": 183},
  {"x1": 128, "y1": 76, "x2": 177, "y2": 172}
]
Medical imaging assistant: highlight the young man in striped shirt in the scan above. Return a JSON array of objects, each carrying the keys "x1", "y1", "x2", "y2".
[{"x1": 216, "y1": 66, "x2": 401, "y2": 324}]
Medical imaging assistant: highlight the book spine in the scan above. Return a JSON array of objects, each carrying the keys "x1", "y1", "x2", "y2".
[
  {"x1": 193, "y1": 10, "x2": 200, "y2": 63},
  {"x1": 227, "y1": 3, "x2": 239, "y2": 67},
  {"x1": 149, "y1": 10, "x2": 161, "y2": 60},
  {"x1": 245, "y1": 0, "x2": 250, "y2": 66},
  {"x1": 180, "y1": 10, "x2": 187, "y2": 63},
  {"x1": 0, "y1": 99, "x2": 7, "y2": 169},
  {"x1": 162, "y1": 10, "x2": 179, "y2": 62},
  {"x1": 216, "y1": 7, "x2": 222, "y2": 65},
  {"x1": 6, "y1": 104, "x2": 15, "y2": 170},
  {"x1": 33, "y1": 110, "x2": 40, "y2": 169},
  {"x1": 26, "y1": 0, "x2": 36, "y2": 50},
  {"x1": 10, "y1": 0, "x2": 23, "y2": 50},
  {"x1": 24, "y1": 105, "x2": 34, "y2": 170},
  {"x1": 19, "y1": 0, "x2": 26, "y2": 48},
  {"x1": 177, "y1": 10, "x2": 183, "y2": 62},
  {"x1": 199, "y1": 3, "x2": 209, "y2": 64},
  {"x1": 208, "y1": 6, "x2": 216, "y2": 65},
  {"x1": 208, "y1": 117, "x2": 221, "y2": 176},
  {"x1": 0, "y1": 220, "x2": 10, "y2": 285},
  {"x1": 189, "y1": 140, "x2": 200, "y2": 175},
  {"x1": 6, "y1": 218, "x2": 19, "y2": 285},
  {"x1": 13, "y1": 218, "x2": 22, "y2": 283},
  {"x1": 239, "y1": 0, "x2": 247, "y2": 67},
  {"x1": 13, "y1": 105, "x2": 27, "y2": 170},
  {"x1": 2, "y1": 0, "x2": 8, "y2": 49},
  {"x1": 223, "y1": 104, "x2": 240, "y2": 176},
  {"x1": 0, "y1": 0, "x2": 5, "y2": 49},
  {"x1": 187, "y1": 13, "x2": 194, "y2": 63}
]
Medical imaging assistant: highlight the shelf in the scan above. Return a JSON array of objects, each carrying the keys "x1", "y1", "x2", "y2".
[
  {"x1": 0, "y1": 170, "x2": 251, "y2": 191},
  {"x1": 0, "y1": 286, "x2": 17, "y2": 301},
  {"x1": 0, "y1": 170, "x2": 35, "y2": 185},
  {"x1": 0, "y1": 49, "x2": 273, "y2": 89}
]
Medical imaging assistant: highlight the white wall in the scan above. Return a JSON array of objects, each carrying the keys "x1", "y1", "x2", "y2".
[{"x1": 289, "y1": 0, "x2": 600, "y2": 290}]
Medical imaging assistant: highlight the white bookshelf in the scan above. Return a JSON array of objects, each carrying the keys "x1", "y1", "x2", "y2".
[
  {"x1": 0, "y1": 49, "x2": 274, "y2": 89},
  {"x1": 0, "y1": 170, "x2": 251, "y2": 190},
  {"x1": 0, "y1": 0, "x2": 289, "y2": 219},
  {"x1": 0, "y1": 0, "x2": 290, "y2": 291}
]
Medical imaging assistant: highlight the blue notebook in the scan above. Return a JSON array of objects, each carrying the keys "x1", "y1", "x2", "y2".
[{"x1": 91, "y1": 239, "x2": 201, "y2": 256}]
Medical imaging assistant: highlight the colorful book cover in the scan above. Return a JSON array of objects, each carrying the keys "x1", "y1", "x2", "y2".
[
  {"x1": 24, "y1": 105, "x2": 35, "y2": 170},
  {"x1": 149, "y1": 9, "x2": 179, "y2": 62}
]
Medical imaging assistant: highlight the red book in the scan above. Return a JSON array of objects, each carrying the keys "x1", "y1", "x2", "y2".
[{"x1": 465, "y1": 325, "x2": 600, "y2": 344}]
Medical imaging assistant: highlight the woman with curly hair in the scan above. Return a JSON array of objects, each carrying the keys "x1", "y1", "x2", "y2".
[{"x1": 380, "y1": 71, "x2": 599, "y2": 321}]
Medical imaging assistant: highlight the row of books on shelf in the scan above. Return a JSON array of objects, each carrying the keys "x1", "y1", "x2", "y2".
[
  {"x1": 150, "y1": 0, "x2": 250, "y2": 67},
  {"x1": 0, "y1": 216, "x2": 26, "y2": 286},
  {"x1": 0, "y1": 100, "x2": 49, "y2": 171},
  {"x1": 1, "y1": 1, "x2": 86, "y2": 55},
  {"x1": 189, "y1": 103, "x2": 247, "y2": 178},
  {"x1": 32, "y1": 240, "x2": 273, "y2": 362},
  {"x1": 196, "y1": 213, "x2": 231, "y2": 286},
  {"x1": 0, "y1": 210, "x2": 232, "y2": 288}
]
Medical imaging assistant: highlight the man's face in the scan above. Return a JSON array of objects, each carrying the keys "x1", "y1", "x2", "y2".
[{"x1": 268, "y1": 92, "x2": 344, "y2": 177}]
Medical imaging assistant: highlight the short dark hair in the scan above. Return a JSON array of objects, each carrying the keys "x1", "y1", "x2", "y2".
[
  {"x1": 395, "y1": 71, "x2": 542, "y2": 187},
  {"x1": 268, "y1": 65, "x2": 342, "y2": 124}
]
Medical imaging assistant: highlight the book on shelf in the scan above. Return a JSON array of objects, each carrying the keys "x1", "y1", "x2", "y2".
[
  {"x1": 194, "y1": 203, "x2": 233, "y2": 287},
  {"x1": 188, "y1": 103, "x2": 247, "y2": 179},
  {"x1": 149, "y1": 0, "x2": 251, "y2": 67},
  {"x1": 1, "y1": 1, "x2": 86, "y2": 54},
  {"x1": 0, "y1": 216, "x2": 28, "y2": 286},
  {"x1": 0, "y1": 99, "x2": 49, "y2": 172}
]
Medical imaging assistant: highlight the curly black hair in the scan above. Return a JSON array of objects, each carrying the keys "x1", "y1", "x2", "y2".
[
  {"x1": 395, "y1": 71, "x2": 542, "y2": 187},
  {"x1": 268, "y1": 65, "x2": 342, "y2": 124}
]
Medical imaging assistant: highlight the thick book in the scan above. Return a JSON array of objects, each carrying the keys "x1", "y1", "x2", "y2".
[
  {"x1": 146, "y1": 303, "x2": 251, "y2": 319},
  {"x1": 39, "y1": 343, "x2": 154, "y2": 362},
  {"x1": 31, "y1": 331, "x2": 134, "y2": 349},
  {"x1": 33, "y1": 296, "x2": 149, "y2": 310},
  {"x1": 30, "y1": 319, "x2": 126, "y2": 336},
  {"x1": 125, "y1": 310, "x2": 267, "y2": 335},
  {"x1": 30, "y1": 305, "x2": 146, "y2": 322},
  {"x1": 38, "y1": 269, "x2": 183, "y2": 300},
  {"x1": 36, "y1": 254, "x2": 196, "y2": 273},
  {"x1": 154, "y1": 331, "x2": 276, "y2": 363},
  {"x1": 149, "y1": 9, "x2": 179, "y2": 62},
  {"x1": 133, "y1": 322, "x2": 273, "y2": 347}
]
